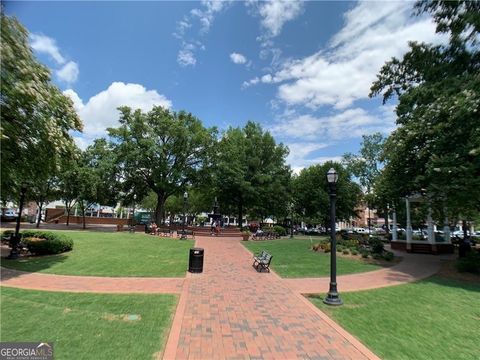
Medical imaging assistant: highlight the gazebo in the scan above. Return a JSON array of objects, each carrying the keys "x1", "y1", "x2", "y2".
[{"x1": 390, "y1": 193, "x2": 454, "y2": 254}]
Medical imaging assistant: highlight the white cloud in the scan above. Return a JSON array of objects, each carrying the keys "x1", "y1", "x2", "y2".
[
  {"x1": 178, "y1": 47, "x2": 197, "y2": 67},
  {"x1": 286, "y1": 142, "x2": 330, "y2": 170},
  {"x1": 261, "y1": 74, "x2": 273, "y2": 83},
  {"x1": 257, "y1": 0, "x2": 304, "y2": 38},
  {"x1": 64, "y1": 82, "x2": 172, "y2": 138},
  {"x1": 248, "y1": 1, "x2": 445, "y2": 109},
  {"x1": 272, "y1": 108, "x2": 395, "y2": 141},
  {"x1": 242, "y1": 77, "x2": 260, "y2": 89},
  {"x1": 193, "y1": 0, "x2": 228, "y2": 34},
  {"x1": 72, "y1": 136, "x2": 90, "y2": 151},
  {"x1": 56, "y1": 61, "x2": 79, "y2": 84},
  {"x1": 230, "y1": 52, "x2": 247, "y2": 64},
  {"x1": 175, "y1": 1, "x2": 230, "y2": 66},
  {"x1": 30, "y1": 34, "x2": 66, "y2": 64},
  {"x1": 30, "y1": 33, "x2": 80, "y2": 84}
]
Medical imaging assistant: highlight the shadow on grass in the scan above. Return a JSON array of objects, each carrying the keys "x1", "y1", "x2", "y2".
[
  {"x1": 1, "y1": 253, "x2": 69, "y2": 279},
  {"x1": 422, "y1": 275, "x2": 480, "y2": 292}
]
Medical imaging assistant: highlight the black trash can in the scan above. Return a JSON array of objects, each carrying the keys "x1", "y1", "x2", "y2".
[{"x1": 188, "y1": 248, "x2": 204, "y2": 273}]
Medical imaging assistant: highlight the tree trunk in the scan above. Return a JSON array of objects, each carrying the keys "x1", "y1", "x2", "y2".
[
  {"x1": 36, "y1": 202, "x2": 43, "y2": 228},
  {"x1": 155, "y1": 192, "x2": 166, "y2": 226},
  {"x1": 237, "y1": 199, "x2": 243, "y2": 230},
  {"x1": 384, "y1": 206, "x2": 390, "y2": 234},
  {"x1": 463, "y1": 219, "x2": 468, "y2": 239},
  {"x1": 65, "y1": 201, "x2": 72, "y2": 226},
  {"x1": 81, "y1": 204, "x2": 86, "y2": 229},
  {"x1": 459, "y1": 219, "x2": 471, "y2": 257}
]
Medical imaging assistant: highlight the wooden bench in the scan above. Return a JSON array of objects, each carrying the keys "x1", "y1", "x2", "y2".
[
  {"x1": 252, "y1": 250, "x2": 273, "y2": 272},
  {"x1": 157, "y1": 228, "x2": 173, "y2": 237},
  {"x1": 252, "y1": 232, "x2": 280, "y2": 240},
  {"x1": 177, "y1": 229, "x2": 195, "y2": 239}
]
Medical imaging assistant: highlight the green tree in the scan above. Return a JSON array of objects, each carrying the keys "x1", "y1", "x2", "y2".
[
  {"x1": 214, "y1": 122, "x2": 291, "y2": 228},
  {"x1": 57, "y1": 147, "x2": 83, "y2": 226},
  {"x1": 0, "y1": 12, "x2": 82, "y2": 199},
  {"x1": 370, "y1": 0, "x2": 480, "y2": 221},
  {"x1": 108, "y1": 106, "x2": 217, "y2": 225},
  {"x1": 74, "y1": 141, "x2": 119, "y2": 229},
  {"x1": 29, "y1": 176, "x2": 59, "y2": 228},
  {"x1": 292, "y1": 162, "x2": 362, "y2": 228},
  {"x1": 343, "y1": 132, "x2": 386, "y2": 230}
]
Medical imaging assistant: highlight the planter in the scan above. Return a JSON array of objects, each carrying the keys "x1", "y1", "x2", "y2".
[{"x1": 242, "y1": 234, "x2": 250, "y2": 241}]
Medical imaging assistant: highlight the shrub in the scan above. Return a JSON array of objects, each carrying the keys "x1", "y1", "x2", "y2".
[
  {"x1": 21, "y1": 231, "x2": 73, "y2": 255},
  {"x1": 342, "y1": 249, "x2": 349, "y2": 255},
  {"x1": 361, "y1": 252, "x2": 369, "y2": 259},
  {"x1": 369, "y1": 237, "x2": 384, "y2": 254},
  {"x1": 456, "y1": 252, "x2": 480, "y2": 274},
  {"x1": 372, "y1": 253, "x2": 383, "y2": 260},
  {"x1": 339, "y1": 230, "x2": 349, "y2": 240},
  {"x1": 383, "y1": 251, "x2": 394, "y2": 261},
  {"x1": 351, "y1": 249, "x2": 358, "y2": 256},
  {"x1": 321, "y1": 243, "x2": 331, "y2": 253},
  {"x1": 1, "y1": 230, "x2": 15, "y2": 243},
  {"x1": 312, "y1": 243, "x2": 322, "y2": 252},
  {"x1": 336, "y1": 245, "x2": 344, "y2": 253},
  {"x1": 272, "y1": 225, "x2": 287, "y2": 236},
  {"x1": 339, "y1": 239, "x2": 359, "y2": 249}
]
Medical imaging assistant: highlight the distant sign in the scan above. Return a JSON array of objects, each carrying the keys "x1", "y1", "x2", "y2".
[{"x1": 134, "y1": 212, "x2": 153, "y2": 224}]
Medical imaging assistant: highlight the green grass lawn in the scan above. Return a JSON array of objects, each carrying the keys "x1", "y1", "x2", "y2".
[
  {"x1": 243, "y1": 238, "x2": 381, "y2": 277},
  {"x1": 1, "y1": 231, "x2": 193, "y2": 277},
  {"x1": 311, "y1": 277, "x2": 480, "y2": 360},
  {"x1": 0, "y1": 287, "x2": 176, "y2": 360}
]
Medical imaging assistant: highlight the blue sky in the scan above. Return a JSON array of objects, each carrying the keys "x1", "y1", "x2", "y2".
[{"x1": 5, "y1": 1, "x2": 443, "y2": 173}]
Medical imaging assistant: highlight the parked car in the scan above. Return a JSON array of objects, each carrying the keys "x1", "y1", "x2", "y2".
[{"x1": 1, "y1": 209, "x2": 18, "y2": 221}]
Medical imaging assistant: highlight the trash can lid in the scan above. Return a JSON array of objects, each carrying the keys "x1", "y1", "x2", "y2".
[{"x1": 192, "y1": 247, "x2": 204, "y2": 251}]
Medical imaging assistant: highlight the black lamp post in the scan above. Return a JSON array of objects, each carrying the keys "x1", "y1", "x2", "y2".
[
  {"x1": 181, "y1": 191, "x2": 188, "y2": 239},
  {"x1": 132, "y1": 194, "x2": 137, "y2": 225},
  {"x1": 8, "y1": 183, "x2": 28, "y2": 259},
  {"x1": 324, "y1": 168, "x2": 343, "y2": 306},
  {"x1": 290, "y1": 202, "x2": 294, "y2": 239}
]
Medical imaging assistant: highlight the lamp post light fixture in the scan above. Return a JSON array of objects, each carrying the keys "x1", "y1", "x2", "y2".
[
  {"x1": 8, "y1": 183, "x2": 28, "y2": 259},
  {"x1": 324, "y1": 168, "x2": 343, "y2": 306},
  {"x1": 181, "y1": 191, "x2": 188, "y2": 239}
]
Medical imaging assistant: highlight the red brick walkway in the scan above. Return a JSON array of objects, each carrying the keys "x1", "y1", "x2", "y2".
[
  {"x1": 162, "y1": 236, "x2": 380, "y2": 360},
  {"x1": 284, "y1": 249, "x2": 443, "y2": 294},
  {"x1": 0, "y1": 267, "x2": 184, "y2": 293}
]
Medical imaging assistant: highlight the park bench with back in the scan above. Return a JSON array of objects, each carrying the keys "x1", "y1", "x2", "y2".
[
  {"x1": 252, "y1": 250, "x2": 273, "y2": 272},
  {"x1": 177, "y1": 229, "x2": 195, "y2": 239},
  {"x1": 252, "y1": 231, "x2": 279, "y2": 241}
]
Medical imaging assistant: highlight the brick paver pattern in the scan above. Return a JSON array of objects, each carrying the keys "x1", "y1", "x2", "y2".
[{"x1": 162, "y1": 236, "x2": 380, "y2": 360}]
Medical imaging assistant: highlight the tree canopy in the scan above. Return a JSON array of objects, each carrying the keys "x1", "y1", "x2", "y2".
[
  {"x1": 0, "y1": 12, "x2": 82, "y2": 199},
  {"x1": 370, "y1": 0, "x2": 480, "y2": 219},
  {"x1": 213, "y1": 122, "x2": 291, "y2": 226},
  {"x1": 107, "y1": 106, "x2": 217, "y2": 225},
  {"x1": 292, "y1": 161, "x2": 362, "y2": 227}
]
